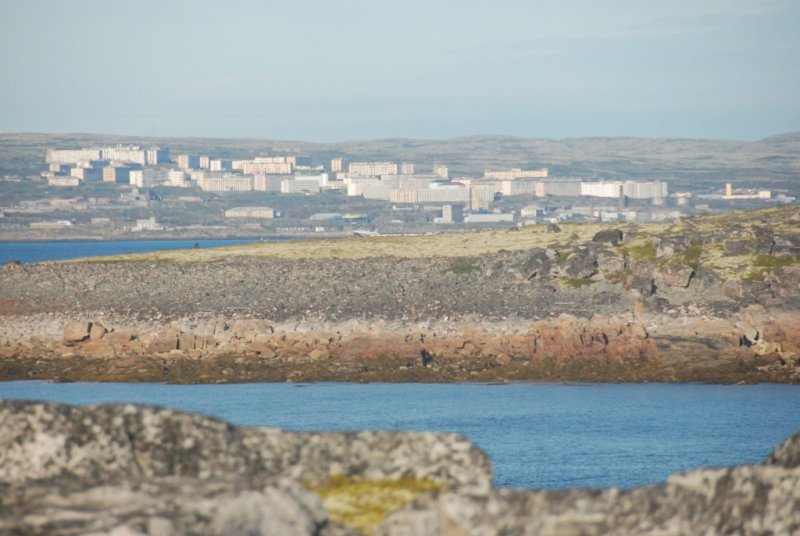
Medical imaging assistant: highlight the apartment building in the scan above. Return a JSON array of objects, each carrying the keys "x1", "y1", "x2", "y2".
[
  {"x1": 46, "y1": 148, "x2": 102, "y2": 164},
  {"x1": 146, "y1": 147, "x2": 170, "y2": 165},
  {"x1": 130, "y1": 169, "x2": 168, "y2": 188},
  {"x1": 103, "y1": 166, "x2": 130, "y2": 184},
  {"x1": 581, "y1": 181, "x2": 668, "y2": 199},
  {"x1": 241, "y1": 160, "x2": 293, "y2": 174},
  {"x1": 253, "y1": 174, "x2": 284, "y2": 192},
  {"x1": 484, "y1": 167, "x2": 549, "y2": 180},
  {"x1": 348, "y1": 161, "x2": 398, "y2": 176},
  {"x1": 177, "y1": 154, "x2": 200, "y2": 169},
  {"x1": 197, "y1": 173, "x2": 254, "y2": 192}
]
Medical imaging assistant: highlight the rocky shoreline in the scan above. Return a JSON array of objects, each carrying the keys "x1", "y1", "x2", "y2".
[
  {"x1": 2, "y1": 400, "x2": 799, "y2": 535},
  {"x1": 1, "y1": 207, "x2": 799, "y2": 384}
]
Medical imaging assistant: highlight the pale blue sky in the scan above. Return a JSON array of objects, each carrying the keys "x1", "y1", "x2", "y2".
[{"x1": 1, "y1": 0, "x2": 798, "y2": 141}]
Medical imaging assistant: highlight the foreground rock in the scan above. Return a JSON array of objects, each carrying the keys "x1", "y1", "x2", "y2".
[
  {"x1": 0, "y1": 400, "x2": 490, "y2": 535},
  {"x1": 0, "y1": 401, "x2": 798, "y2": 535}
]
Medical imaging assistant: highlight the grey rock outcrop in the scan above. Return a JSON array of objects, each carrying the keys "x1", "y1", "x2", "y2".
[
  {"x1": 655, "y1": 263, "x2": 695, "y2": 288},
  {"x1": 1, "y1": 401, "x2": 798, "y2": 535},
  {"x1": 0, "y1": 401, "x2": 491, "y2": 491},
  {"x1": 592, "y1": 229, "x2": 624, "y2": 246},
  {"x1": 378, "y1": 464, "x2": 800, "y2": 535},
  {"x1": 0, "y1": 400, "x2": 492, "y2": 535}
]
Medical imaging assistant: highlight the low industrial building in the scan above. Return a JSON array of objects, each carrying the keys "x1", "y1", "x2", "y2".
[{"x1": 224, "y1": 207, "x2": 276, "y2": 219}]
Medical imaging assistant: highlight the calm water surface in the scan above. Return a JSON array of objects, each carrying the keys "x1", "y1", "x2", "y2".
[
  {"x1": 2, "y1": 381, "x2": 797, "y2": 490},
  {"x1": 0, "y1": 239, "x2": 266, "y2": 264}
]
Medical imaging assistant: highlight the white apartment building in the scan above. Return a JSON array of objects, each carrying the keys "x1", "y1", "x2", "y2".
[
  {"x1": 130, "y1": 169, "x2": 168, "y2": 188},
  {"x1": 210, "y1": 159, "x2": 232, "y2": 172},
  {"x1": 46, "y1": 148, "x2": 102, "y2": 164},
  {"x1": 177, "y1": 154, "x2": 200, "y2": 169},
  {"x1": 166, "y1": 170, "x2": 189, "y2": 187},
  {"x1": 330, "y1": 157, "x2": 347, "y2": 172},
  {"x1": 281, "y1": 177, "x2": 322, "y2": 194},
  {"x1": 197, "y1": 174, "x2": 254, "y2": 192},
  {"x1": 146, "y1": 147, "x2": 169, "y2": 165},
  {"x1": 253, "y1": 174, "x2": 284, "y2": 192},
  {"x1": 501, "y1": 179, "x2": 537, "y2": 196},
  {"x1": 399, "y1": 162, "x2": 415, "y2": 174},
  {"x1": 348, "y1": 161, "x2": 398, "y2": 176},
  {"x1": 623, "y1": 181, "x2": 668, "y2": 199},
  {"x1": 102, "y1": 145, "x2": 147, "y2": 165},
  {"x1": 536, "y1": 180, "x2": 582, "y2": 197},
  {"x1": 433, "y1": 165, "x2": 449, "y2": 178},
  {"x1": 242, "y1": 160, "x2": 293, "y2": 174},
  {"x1": 580, "y1": 181, "x2": 668, "y2": 199},
  {"x1": 70, "y1": 166, "x2": 103, "y2": 181},
  {"x1": 484, "y1": 168, "x2": 549, "y2": 180},
  {"x1": 416, "y1": 187, "x2": 471, "y2": 204},
  {"x1": 581, "y1": 182, "x2": 624, "y2": 198}
]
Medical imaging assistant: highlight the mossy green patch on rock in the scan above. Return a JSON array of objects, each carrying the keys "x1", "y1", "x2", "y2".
[
  {"x1": 560, "y1": 277, "x2": 596, "y2": 288},
  {"x1": 746, "y1": 254, "x2": 800, "y2": 281},
  {"x1": 444, "y1": 261, "x2": 480, "y2": 274},
  {"x1": 678, "y1": 243, "x2": 703, "y2": 271},
  {"x1": 308, "y1": 475, "x2": 443, "y2": 534},
  {"x1": 619, "y1": 242, "x2": 657, "y2": 261}
]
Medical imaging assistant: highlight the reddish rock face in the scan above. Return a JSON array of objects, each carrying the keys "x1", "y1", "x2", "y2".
[
  {"x1": 63, "y1": 321, "x2": 91, "y2": 344},
  {"x1": 4, "y1": 310, "x2": 797, "y2": 384}
]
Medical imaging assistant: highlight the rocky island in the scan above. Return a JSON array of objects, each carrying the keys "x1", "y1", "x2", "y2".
[{"x1": 1, "y1": 205, "x2": 799, "y2": 384}]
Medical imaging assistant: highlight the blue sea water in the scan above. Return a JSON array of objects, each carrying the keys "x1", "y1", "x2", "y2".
[
  {"x1": 0, "y1": 239, "x2": 266, "y2": 265},
  {"x1": 1, "y1": 381, "x2": 797, "y2": 490}
]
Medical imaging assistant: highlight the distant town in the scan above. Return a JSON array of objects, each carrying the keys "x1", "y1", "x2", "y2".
[{"x1": 0, "y1": 142, "x2": 794, "y2": 240}]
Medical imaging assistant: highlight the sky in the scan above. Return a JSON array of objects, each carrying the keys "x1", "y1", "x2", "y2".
[{"x1": 1, "y1": 0, "x2": 798, "y2": 141}]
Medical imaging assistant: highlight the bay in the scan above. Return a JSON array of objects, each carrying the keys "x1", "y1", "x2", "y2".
[
  {"x1": 1, "y1": 381, "x2": 798, "y2": 490},
  {"x1": 0, "y1": 239, "x2": 267, "y2": 264}
]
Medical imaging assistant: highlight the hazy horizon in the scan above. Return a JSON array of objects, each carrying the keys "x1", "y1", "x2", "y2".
[{"x1": 2, "y1": 1, "x2": 799, "y2": 142}]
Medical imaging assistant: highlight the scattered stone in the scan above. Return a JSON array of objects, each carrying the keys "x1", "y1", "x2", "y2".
[{"x1": 592, "y1": 229, "x2": 624, "y2": 246}]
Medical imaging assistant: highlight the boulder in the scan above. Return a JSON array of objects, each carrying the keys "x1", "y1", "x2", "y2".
[
  {"x1": 652, "y1": 236, "x2": 691, "y2": 260},
  {"x1": 89, "y1": 322, "x2": 107, "y2": 340},
  {"x1": 63, "y1": 320, "x2": 91, "y2": 343},
  {"x1": 562, "y1": 248, "x2": 598, "y2": 279},
  {"x1": 767, "y1": 430, "x2": 800, "y2": 468},
  {"x1": 592, "y1": 229, "x2": 624, "y2": 246},
  {"x1": 146, "y1": 326, "x2": 181, "y2": 353},
  {"x1": 521, "y1": 249, "x2": 554, "y2": 280},
  {"x1": 655, "y1": 263, "x2": 694, "y2": 288},
  {"x1": 597, "y1": 251, "x2": 626, "y2": 274}
]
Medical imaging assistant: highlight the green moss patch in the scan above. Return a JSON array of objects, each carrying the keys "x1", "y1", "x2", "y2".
[
  {"x1": 619, "y1": 242, "x2": 656, "y2": 261},
  {"x1": 746, "y1": 254, "x2": 800, "y2": 281},
  {"x1": 560, "y1": 277, "x2": 596, "y2": 288},
  {"x1": 444, "y1": 261, "x2": 479, "y2": 274},
  {"x1": 308, "y1": 476, "x2": 443, "y2": 534}
]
